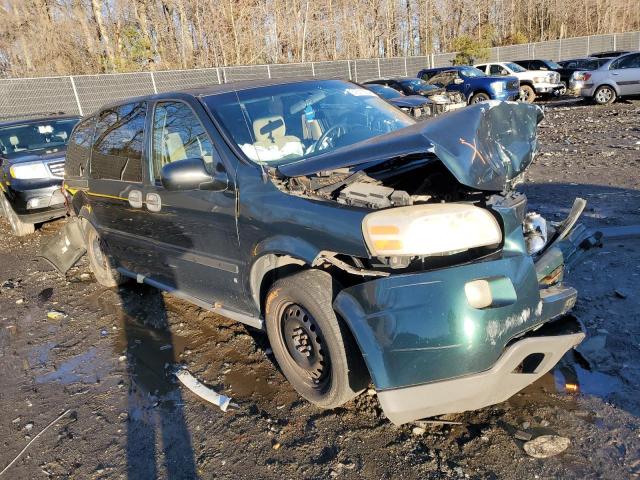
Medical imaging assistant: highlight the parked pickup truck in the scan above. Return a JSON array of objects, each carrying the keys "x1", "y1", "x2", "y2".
[
  {"x1": 46, "y1": 79, "x2": 597, "y2": 425},
  {"x1": 475, "y1": 62, "x2": 563, "y2": 103},
  {"x1": 417, "y1": 66, "x2": 520, "y2": 104}
]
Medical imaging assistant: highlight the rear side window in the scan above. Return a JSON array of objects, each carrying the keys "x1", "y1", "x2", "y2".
[
  {"x1": 90, "y1": 102, "x2": 146, "y2": 182},
  {"x1": 611, "y1": 53, "x2": 640, "y2": 70},
  {"x1": 65, "y1": 116, "x2": 95, "y2": 178}
]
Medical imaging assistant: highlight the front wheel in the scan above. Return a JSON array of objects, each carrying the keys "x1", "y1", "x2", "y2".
[
  {"x1": 84, "y1": 220, "x2": 126, "y2": 287},
  {"x1": 593, "y1": 85, "x2": 616, "y2": 105},
  {"x1": 265, "y1": 269, "x2": 369, "y2": 408},
  {"x1": 469, "y1": 92, "x2": 490, "y2": 104},
  {"x1": 0, "y1": 193, "x2": 35, "y2": 236},
  {"x1": 520, "y1": 85, "x2": 536, "y2": 103}
]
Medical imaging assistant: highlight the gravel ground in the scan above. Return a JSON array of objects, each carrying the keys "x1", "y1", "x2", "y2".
[{"x1": 0, "y1": 98, "x2": 639, "y2": 479}]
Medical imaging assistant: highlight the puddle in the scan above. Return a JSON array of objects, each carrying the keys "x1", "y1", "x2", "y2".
[{"x1": 36, "y1": 347, "x2": 113, "y2": 385}]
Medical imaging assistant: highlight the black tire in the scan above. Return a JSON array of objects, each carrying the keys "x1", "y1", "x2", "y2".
[
  {"x1": 83, "y1": 220, "x2": 126, "y2": 287},
  {"x1": 469, "y1": 92, "x2": 490, "y2": 104},
  {"x1": 264, "y1": 269, "x2": 369, "y2": 409},
  {"x1": 520, "y1": 85, "x2": 536, "y2": 103},
  {"x1": 0, "y1": 193, "x2": 35, "y2": 236},
  {"x1": 593, "y1": 85, "x2": 616, "y2": 105}
]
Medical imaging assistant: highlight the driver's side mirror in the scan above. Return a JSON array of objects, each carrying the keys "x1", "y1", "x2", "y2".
[
  {"x1": 453, "y1": 78, "x2": 464, "y2": 84},
  {"x1": 161, "y1": 157, "x2": 228, "y2": 192}
]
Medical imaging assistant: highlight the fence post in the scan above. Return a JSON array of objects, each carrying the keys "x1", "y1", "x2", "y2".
[
  {"x1": 404, "y1": 57, "x2": 408, "y2": 76},
  {"x1": 377, "y1": 58, "x2": 381, "y2": 77},
  {"x1": 266, "y1": 64, "x2": 271, "y2": 79},
  {"x1": 354, "y1": 60, "x2": 358, "y2": 82},
  {"x1": 150, "y1": 72, "x2": 158, "y2": 94},
  {"x1": 613, "y1": 34, "x2": 617, "y2": 51},
  {"x1": 216, "y1": 67, "x2": 221, "y2": 84},
  {"x1": 311, "y1": 62, "x2": 315, "y2": 77},
  {"x1": 347, "y1": 60, "x2": 352, "y2": 80},
  {"x1": 69, "y1": 76, "x2": 83, "y2": 116},
  {"x1": 222, "y1": 67, "x2": 227, "y2": 83}
]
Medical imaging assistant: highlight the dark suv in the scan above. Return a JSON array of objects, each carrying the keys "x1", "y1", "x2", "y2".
[
  {"x1": 0, "y1": 114, "x2": 80, "y2": 235},
  {"x1": 56, "y1": 79, "x2": 592, "y2": 425}
]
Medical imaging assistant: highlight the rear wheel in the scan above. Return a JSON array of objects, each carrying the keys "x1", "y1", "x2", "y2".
[
  {"x1": 593, "y1": 85, "x2": 616, "y2": 105},
  {"x1": 520, "y1": 85, "x2": 536, "y2": 103},
  {"x1": 0, "y1": 193, "x2": 35, "y2": 236},
  {"x1": 469, "y1": 92, "x2": 490, "y2": 104},
  {"x1": 265, "y1": 269, "x2": 368, "y2": 408},
  {"x1": 84, "y1": 220, "x2": 125, "y2": 287}
]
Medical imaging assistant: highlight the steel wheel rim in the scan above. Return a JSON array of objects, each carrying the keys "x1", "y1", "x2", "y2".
[
  {"x1": 90, "y1": 233, "x2": 108, "y2": 271},
  {"x1": 280, "y1": 303, "x2": 330, "y2": 389}
]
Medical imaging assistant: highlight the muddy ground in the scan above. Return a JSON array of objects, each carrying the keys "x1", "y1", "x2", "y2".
[{"x1": 1, "y1": 98, "x2": 639, "y2": 479}]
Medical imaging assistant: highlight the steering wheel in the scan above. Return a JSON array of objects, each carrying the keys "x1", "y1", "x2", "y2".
[{"x1": 313, "y1": 124, "x2": 349, "y2": 153}]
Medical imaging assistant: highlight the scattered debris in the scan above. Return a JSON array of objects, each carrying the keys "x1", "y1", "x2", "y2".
[
  {"x1": 514, "y1": 430, "x2": 533, "y2": 441},
  {"x1": 0, "y1": 409, "x2": 73, "y2": 477},
  {"x1": 523, "y1": 435, "x2": 571, "y2": 458},
  {"x1": 366, "y1": 388, "x2": 376, "y2": 396},
  {"x1": 272, "y1": 442, "x2": 281, "y2": 450},
  {"x1": 613, "y1": 289, "x2": 628, "y2": 299},
  {"x1": 412, "y1": 426, "x2": 426, "y2": 436},
  {"x1": 15, "y1": 299, "x2": 24, "y2": 305},
  {"x1": 46, "y1": 311, "x2": 66, "y2": 321},
  {"x1": 174, "y1": 367, "x2": 237, "y2": 412}
]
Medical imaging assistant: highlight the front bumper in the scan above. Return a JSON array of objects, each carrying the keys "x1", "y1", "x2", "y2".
[
  {"x1": 1, "y1": 179, "x2": 66, "y2": 223},
  {"x1": 534, "y1": 82, "x2": 564, "y2": 94},
  {"x1": 492, "y1": 89, "x2": 521, "y2": 101},
  {"x1": 377, "y1": 314, "x2": 584, "y2": 424}
]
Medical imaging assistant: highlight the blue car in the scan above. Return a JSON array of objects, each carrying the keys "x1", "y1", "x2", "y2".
[{"x1": 418, "y1": 66, "x2": 521, "y2": 104}]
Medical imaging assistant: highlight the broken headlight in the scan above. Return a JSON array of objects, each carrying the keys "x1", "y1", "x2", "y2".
[
  {"x1": 362, "y1": 204, "x2": 502, "y2": 257},
  {"x1": 523, "y1": 212, "x2": 548, "y2": 255}
]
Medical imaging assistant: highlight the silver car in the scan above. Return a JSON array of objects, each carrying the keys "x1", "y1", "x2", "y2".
[{"x1": 575, "y1": 51, "x2": 640, "y2": 104}]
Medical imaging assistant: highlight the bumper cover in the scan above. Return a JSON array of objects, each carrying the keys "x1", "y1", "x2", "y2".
[
  {"x1": 378, "y1": 314, "x2": 584, "y2": 424},
  {"x1": 2, "y1": 181, "x2": 66, "y2": 223}
]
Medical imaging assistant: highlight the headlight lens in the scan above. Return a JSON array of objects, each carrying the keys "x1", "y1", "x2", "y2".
[
  {"x1": 533, "y1": 76, "x2": 547, "y2": 83},
  {"x1": 362, "y1": 204, "x2": 502, "y2": 257},
  {"x1": 492, "y1": 82, "x2": 504, "y2": 92},
  {"x1": 9, "y1": 161, "x2": 50, "y2": 179}
]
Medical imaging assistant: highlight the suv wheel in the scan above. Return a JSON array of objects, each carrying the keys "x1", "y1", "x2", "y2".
[
  {"x1": 264, "y1": 269, "x2": 369, "y2": 408},
  {"x1": 520, "y1": 85, "x2": 536, "y2": 103},
  {"x1": 594, "y1": 85, "x2": 616, "y2": 105},
  {"x1": 469, "y1": 92, "x2": 490, "y2": 104},
  {"x1": 0, "y1": 193, "x2": 35, "y2": 236},
  {"x1": 84, "y1": 220, "x2": 126, "y2": 287}
]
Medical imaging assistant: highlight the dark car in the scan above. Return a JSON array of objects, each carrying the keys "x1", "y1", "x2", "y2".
[
  {"x1": 417, "y1": 66, "x2": 520, "y2": 104},
  {"x1": 363, "y1": 83, "x2": 447, "y2": 118},
  {"x1": 363, "y1": 77, "x2": 466, "y2": 113},
  {"x1": 50, "y1": 79, "x2": 594, "y2": 425},
  {"x1": 590, "y1": 50, "x2": 630, "y2": 58},
  {"x1": 0, "y1": 114, "x2": 81, "y2": 235}
]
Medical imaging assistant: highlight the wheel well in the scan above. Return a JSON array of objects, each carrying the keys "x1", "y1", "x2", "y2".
[
  {"x1": 468, "y1": 90, "x2": 489, "y2": 103},
  {"x1": 520, "y1": 81, "x2": 534, "y2": 88},
  {"x1": 251, "y1": 254, "x2": 308, "y2": 315},
  {"x1": 594, "y1": 83, "x2": 618, "y2": 94}
]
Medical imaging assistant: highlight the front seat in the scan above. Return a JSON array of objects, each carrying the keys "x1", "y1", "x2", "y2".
[{"x1": 252, "y1": 116, "x2": 303, "y2": 152}]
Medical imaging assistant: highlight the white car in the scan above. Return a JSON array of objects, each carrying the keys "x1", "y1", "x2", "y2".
[{"x1": 474, "y1": 62, "x2": 563, "y2": 103}]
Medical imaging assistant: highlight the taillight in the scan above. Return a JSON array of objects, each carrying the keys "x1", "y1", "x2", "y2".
[{"x1": 582, "y1": 72, "x2": 591, "y2": 81}]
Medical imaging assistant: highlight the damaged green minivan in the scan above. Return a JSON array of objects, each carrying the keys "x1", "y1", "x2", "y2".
[{"x1": 48, "y1": 79, "x2": 598, "y2": 424}]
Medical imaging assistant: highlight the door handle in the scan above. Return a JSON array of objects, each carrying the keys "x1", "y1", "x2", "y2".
[
  {"x1": 128, "y1": 190, "x2": 143, "y2": 208},
  {"x1": 611, "y1": 72, "x2": 620, "y2": 76},
  {"x1": 146, "y1": 192, "x2": 162, "y2": 212}
]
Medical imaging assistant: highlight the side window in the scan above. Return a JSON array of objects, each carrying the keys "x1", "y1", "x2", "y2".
[
  {"x1": 151, "y1": 101, "x2": 215, "y2": 182},
  {"x1": 65, "y1": 116, "x2": 96, "y2": 178},
  {"x1": 611, "y1": 53, "x2": 640, "y2": 69},
  {"x1": 489, "y1": 64, "x2": 504, "y2": 75},
  {"x1": 91, "y1": 102, "x2": 146, "y2": 182}
]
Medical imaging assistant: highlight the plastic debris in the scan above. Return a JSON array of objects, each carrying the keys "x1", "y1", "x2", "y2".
[
  {"x1": 412, "y1": 426, "x2": 426, "y2": 436},
  {"x1": 523, "y1": 435, "x2": 570, "y2": 458},
  {"x1": 46, "y1": 311, "x2": 66, "y2": 321},
  {"x1": 174, "y1": 367, "x2": 237, "y2": 412},
  {"x1": 514, "y1": 430, "x2": 532, "y2": 441}
]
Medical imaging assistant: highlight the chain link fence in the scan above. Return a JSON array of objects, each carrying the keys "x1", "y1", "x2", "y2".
[{"x1": 1, "y1": 31, "x2": 638, "y2": 120}]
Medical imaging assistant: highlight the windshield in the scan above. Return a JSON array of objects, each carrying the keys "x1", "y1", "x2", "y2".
[
  {"x1": 505, "y1": 62, "x2": 526, "y2": 72},
  {"x1": 0, "y1": 118, "x2": 78, "y2": 159},
  {"x1": 459, "y1": 67, "x2": 486, "y2": 77},
  {"x1": 205, "y1": 80, "x2": 414, "y2": 166},
  {"x1": 366, "y1": 84, "x2": 403, "y2": 99}
]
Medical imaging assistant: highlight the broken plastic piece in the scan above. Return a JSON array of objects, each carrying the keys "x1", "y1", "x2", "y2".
[
  {"x1": 38, "y1": 218, "x2": 86, "y2": 274},
  {"x1": 174, "y1": 367, "x2": 237, "y2": 412}
]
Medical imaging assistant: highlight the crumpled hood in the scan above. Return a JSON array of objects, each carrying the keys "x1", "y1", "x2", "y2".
[
  {"x1": 278, "y1": 101, "x2": 543, "y2": 192},
  {"x1": 388, "y1": 95, "x2": 429, "y2": 108}
]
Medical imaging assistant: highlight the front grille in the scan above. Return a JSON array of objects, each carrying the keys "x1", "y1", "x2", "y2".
[{"x1": 47, "y1": 160, "x2": 65, "y2": 178}]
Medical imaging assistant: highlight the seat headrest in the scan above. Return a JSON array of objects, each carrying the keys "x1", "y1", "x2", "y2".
[
  {"x1": 9, "y1": 136, "x2": 19, "y2": 146},
  {"x1": 253, "y1": 116, "x2": 286, "y2": 143}
]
